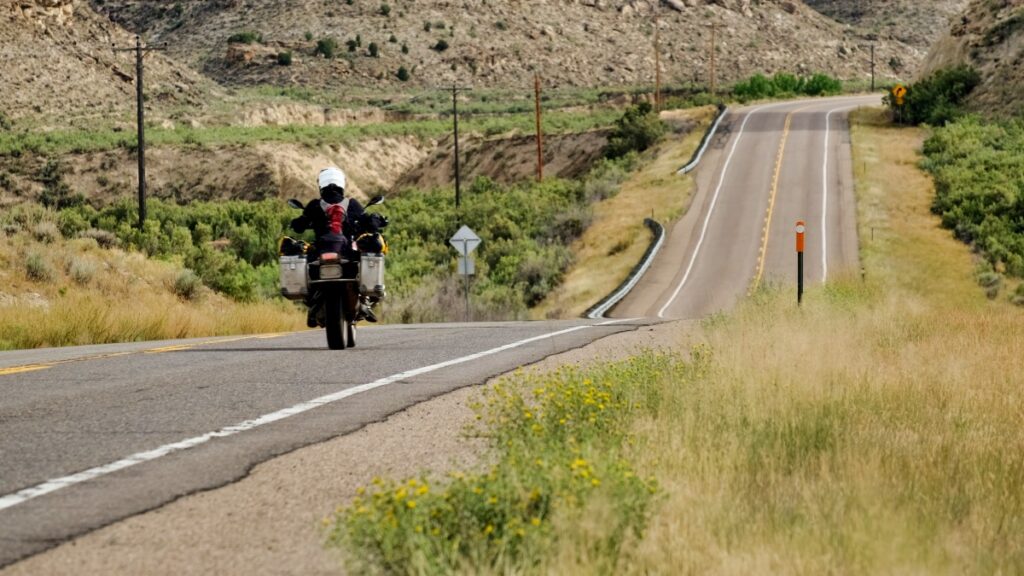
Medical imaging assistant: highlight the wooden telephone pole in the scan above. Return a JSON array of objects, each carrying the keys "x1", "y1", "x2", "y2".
[
  {"x1": 448, "y1": 84, "x2": 471, "y2": 213},
  {"x1": 534, "y1": 73, "x2": 544, "y2": 182},
  {"x1": 654, "y1": 15, "x2": 663, "y2": 111},
  {"x1": 708, "y1": 23, "x2": 718, "y2": 96},
  {"x1": 112, "y1": 35, "x2": 164, "y2": 228}
]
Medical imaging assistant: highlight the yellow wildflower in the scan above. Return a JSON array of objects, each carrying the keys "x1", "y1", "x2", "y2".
[
  {"x1": 407, "y1": 500, "x2": 417, "y2": 509},
  {"x1": 484, "y1": 524, "x2": 495, "y2": 535},
  {"x1": 531, "y1": 517, "x2": 541, "y2": 526}
]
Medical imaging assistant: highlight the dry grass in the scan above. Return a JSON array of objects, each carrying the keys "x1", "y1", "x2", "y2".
[
  {"x1": 533, "y1": 106, "x2": 716, "y2": 319},
  {"x1": 0, "y1": 228, "x2": 304, "y2": 350},
  {"x1": 549, "y1": 108, "x2": 1024, "y2": 574}
]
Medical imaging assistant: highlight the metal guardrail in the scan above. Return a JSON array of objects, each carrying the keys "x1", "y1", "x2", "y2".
[{"x1": 585, "y1": 105, "x2": 729, "y2": 319}]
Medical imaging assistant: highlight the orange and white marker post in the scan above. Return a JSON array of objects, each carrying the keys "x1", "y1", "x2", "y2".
[{"x1": 796, "y1": 220, "x2": 806, "y2": 305}]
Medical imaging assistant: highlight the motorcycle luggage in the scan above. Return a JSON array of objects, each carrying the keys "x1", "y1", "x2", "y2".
[
  {"x1": 359, "y1": 253, "x2": 386, "y2": 298},
  {"x1": 279, "y1": 255, "x2": 308, "y2": 300}
]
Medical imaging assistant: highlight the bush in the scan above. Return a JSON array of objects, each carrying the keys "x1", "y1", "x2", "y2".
[
  {"x1": 304, "y1": 31, "x2": 313, "y2": 41},
  {"x1": 227, "y1": 31, "x2": 262, "y2": 44},
  {"x1": 732, "y1": 71, "x2": 843, "y2": 101},
  {"x1": 389, "y1": 34, "x2": 398, "y2": 43},
  {"x1": 432, "y1": 39, "x2": 449, "y2": 52},
  {"x1": 396, "y1": 66, "x2": 410, "y2": 81},
  {"x1": 81, "y1": 228, "x2": 119, "y2": 248},
  {"x1": 379, "y1": 3, "x2": 390, "y2": 16},
  {"x1": 401, "y1": 42, "x2": 409, "y2": 54},
  {"x1": 173, "y1": 269, "x2": 202, "y2": 301},
  {"x1": 276, "y1": 51, "x2": 292, "y2": 66},
  {"x1": 886, "y1": 66, "x2": 980, "y2": 126},
  {"x1": 37, "y1": 158, "x2": 84, "y2": 210},
  {"x1": 25, "y1": 252, "x2": 53, "y2": 282},
  {"x1": 316, "y1": 38, "x2": 338, "y2": 59},
  {"x1": 368, "y1": 42, "x2": 379, "y2": 57},
  {"x1": 605, "y1": 102, "x2": 666, "y2": 159},
  {"x1": 32, "y1": 221, "x2": 60, "y2": 244},
  {"x1": 0, "y1": 111, "x2": 11, "y2": 131},
  {"x1": 346, "y1": 39, "x2": 357, "y2": 52},
  {"x1": 69, "y1": 259, "x2": 96, "y2": 285}
]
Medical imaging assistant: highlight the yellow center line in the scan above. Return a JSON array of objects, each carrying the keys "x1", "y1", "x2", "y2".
[
  {"x1": 750, "y1": 105, "x2": 812, "y2": 294},
  {"x1": 0, "y1": 365, "x2": 52, "y2": 376},
  {"x1": 0, "y1": 332, "x2": 296, "y2": 376}
]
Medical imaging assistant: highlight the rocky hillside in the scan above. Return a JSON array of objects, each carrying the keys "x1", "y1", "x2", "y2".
[
  {"x1": 89, "y1": 0, "x2": 913, "y2": 92},
  {"x1": 921, "y1": 0, "x2": 1024, "y2": 116},
  {"x1": 803, "y1": 0, "x2": 967, "y2": 51},
  {"x1": 1, "y1": 0, "x2": 214, "y2": 126}
]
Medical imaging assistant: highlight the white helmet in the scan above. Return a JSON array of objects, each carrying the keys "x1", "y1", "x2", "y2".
[{"x1": 318, "y1": 167, "x2": 346, "y2": 191}]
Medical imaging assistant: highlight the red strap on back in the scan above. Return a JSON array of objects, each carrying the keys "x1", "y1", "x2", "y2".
[{"x1": 326, "y1": 203, "x2": 345, "y2": 234}]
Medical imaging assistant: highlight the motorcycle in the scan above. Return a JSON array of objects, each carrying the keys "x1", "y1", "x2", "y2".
[{"x1": 279, "y1": 195, "x2": 388, "y2": 350}]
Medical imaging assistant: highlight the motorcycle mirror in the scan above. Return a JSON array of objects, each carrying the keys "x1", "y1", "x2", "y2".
[
  {"x1": 287, "y1": 199, "x2": 304, "y2": 210},
  {"x1": 368, "y1": 195, "x2": 385, "y2": 207}
]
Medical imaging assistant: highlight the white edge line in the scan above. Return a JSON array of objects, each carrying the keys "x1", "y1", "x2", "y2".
[
  {"x1": 657, "y1": 102, "x2": 783, "y2": 319},
  {"x1": 0, "y1": 321, "x2": 630, "y2": 512},
  {"x1": 586, "y1": 224, "x2": 667, "y2": 320},
  {"x1": 677, "y1": 107, "x2": 729, "y2": 175}
]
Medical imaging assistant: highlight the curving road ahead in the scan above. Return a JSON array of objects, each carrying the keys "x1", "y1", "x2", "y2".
[
  {"x1": 614, "y1": 95, "x2": 877, "y2": 319},
  {"x1": 0, "y1": 95, "x2": 877, "y2": 570}
]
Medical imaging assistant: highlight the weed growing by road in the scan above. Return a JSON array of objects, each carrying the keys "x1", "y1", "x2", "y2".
[{"x1": 329, "y1": 354, "x2": 697, "y2": 573}]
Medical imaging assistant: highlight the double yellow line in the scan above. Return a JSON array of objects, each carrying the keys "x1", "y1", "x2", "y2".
[{"x1": 750, "y1": 105, "x2": 812, "y2": 294}]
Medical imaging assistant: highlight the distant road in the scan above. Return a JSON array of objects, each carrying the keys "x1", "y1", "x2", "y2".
[
  {"x1": 0, "y1": 320, "x2": 646, "y2": 567},
  {"x1": 613, "y1": 95, "x2": 877, "y2": 319}
]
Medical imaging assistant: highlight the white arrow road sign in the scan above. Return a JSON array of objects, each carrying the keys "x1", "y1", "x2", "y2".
[{"x1": 450, "y1": 225, "x2": 481, "y2": 256}]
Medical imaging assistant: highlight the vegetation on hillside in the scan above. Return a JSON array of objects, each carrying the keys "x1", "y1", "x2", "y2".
[
  {"x1": 884, "y1": 65, "x2": 981, "y2": 125},
  {"x1": 922, "y1": 116, "x2": 1024, "y2": 290}
]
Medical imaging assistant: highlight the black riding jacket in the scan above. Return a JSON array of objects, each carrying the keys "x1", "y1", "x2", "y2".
[{"x1": 290, "y1": 197, "x2": 366, "y2": 241}]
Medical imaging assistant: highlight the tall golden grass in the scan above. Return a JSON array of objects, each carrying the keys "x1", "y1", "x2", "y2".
[
  {"x1": 0, "y1": 229, "x2": 304, "y2": 350},
  {"x1": 534, "y1": 107, "x2": 715, "y2": 319},
  {"x1": 552, "y1": 108, "x2": 1024, "y2": 573}
]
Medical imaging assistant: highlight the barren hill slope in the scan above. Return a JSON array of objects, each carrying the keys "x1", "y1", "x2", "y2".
[
  {"x1": 89, "y1": 0, "x2": 916, "y2": 91},
  {"x1": 803, "y1": 0, "x2": 967, "y2": 50},
  {"x1": 0, "y1": 0, "x2": 213, "y2": 127},
  {"x1": 921, "y1": 0, "x2": 1024, "y2": 116}
]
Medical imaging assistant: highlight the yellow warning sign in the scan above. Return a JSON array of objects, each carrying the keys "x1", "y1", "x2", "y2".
[{"x1": 892, "y1": 84, "x2": 907, "y2": 106}]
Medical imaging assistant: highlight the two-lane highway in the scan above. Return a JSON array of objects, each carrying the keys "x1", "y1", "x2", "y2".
[
  {"x1": 0, "y1": 319, "x2": 646, "y2": 567},
  {"x1": 615, "y1": 95, "x2": 877, "y2": 319}
]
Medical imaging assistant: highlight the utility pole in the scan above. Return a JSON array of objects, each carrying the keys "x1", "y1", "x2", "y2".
[
  {"x1": 654, "y1": 13, "x2": 662, "y2": 111},
  {"x1": 113, "y1": 35, "x2": 164, "y2": 229},
  {"x1": 534, "y1": 73, "x2": 544, "y2": 182},
  {"x1": 870, "y1": 44, "x2": 876, "y2": 92},
  {"x1": 708, "y1": 23, "x2": 718, "y2": 96},
  {"x1": 449, "y1": 84, "x2": 471, "y2": 215}
]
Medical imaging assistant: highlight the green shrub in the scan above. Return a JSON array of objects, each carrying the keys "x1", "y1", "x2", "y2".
[
  {"x1": 276, "y1": 51, "x2": 292, "y2": 66},
  {"x1": 605, "y1": 102, "x2": 665, "y2": 159},
  {"x1": 304, "y1": 31, "x2": 313, "y2": 41},
  {"x1": 378, "y1": 3, "x2": 390, "y2": 16},
  {"x1": 368, "y1": 42, "x2": 379, "y2": 57},
  {"x1": 69, "y1": 259, "x2": 96, "y2": 285},
  {"x1": 173, "y1": 269, "x2": 201, "y2": 300},
  {"x1": 732, "y1": 71, "x2": 842, "y2": 101},
  {"x1": 346, "y1": 39, "x2": 357, "y2": 52},
  {"x1": 396, "y1": 66, "x2": 410, "y2": 81},
  {"x1": 316, "y1": 38, "x2": 338, "y2": 59},
  {"x1": 227, "y1": 31, "x2": 262, "y2": 44},
  {"x1": 81, "y1": 228, "x2": 119, "y2": 248},
  {"x1": 32, "y1": 221, "x2": 60, "y2": 244},
  {"x1": 401, "y1": 42, "x2": 409, "y2": 54},
  {"x1": 432, "y1": 39, "x2": 449, "y2": 52},
  {"x1": 0, "y1": 111, "x2": 11, "y2": 131},
  {"x1": 37, "y1": 158, "x2": 84, "y2": 210},
  {"x1": 388, "y1": 34, "x2": 397, "y2": 43},
  {"x1": 886, "y1": 66, "x2": 980, "y2": 126},
  {"x1": 25, "y1": 252, "x2": 53, "y2": 282}
]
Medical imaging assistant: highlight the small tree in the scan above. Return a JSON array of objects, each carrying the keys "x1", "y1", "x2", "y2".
[
  {"x1": 397, "y1": 66, "x2": 410, "y2": 81},
  {"x1": 401, "y1": 42, "x2": 409, "y2": 54},
  {"x1": 316, "y1": 38, "x2": 338, "y2": 59},
  {"x1": 347, "y1": 39, "x2": 358, "y2": 52},
  {"x1": 389, "y1": 34, "x2": 398, "y2": 43},
  {"x1": 368, "y1": 42, "x2": 380, "y2": 57},
  {"x1": 277, "y1": 51, "x2": 293, "y2": 66},
  {"x1": 379, "y1": 3, "x2": 390, "y2": 16},
  {"x1": 605, "y1": 102, "x2": 666, "y2": 159}
]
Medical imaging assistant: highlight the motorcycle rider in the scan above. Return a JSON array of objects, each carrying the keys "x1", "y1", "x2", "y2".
[{"x1": 290, "y1": 166, "x2": 376, "y2": 326}]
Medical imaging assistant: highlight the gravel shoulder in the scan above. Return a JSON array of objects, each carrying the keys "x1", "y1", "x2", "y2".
[{"x1": 2, "y1": 320, "x2": 695, "y2": 575}]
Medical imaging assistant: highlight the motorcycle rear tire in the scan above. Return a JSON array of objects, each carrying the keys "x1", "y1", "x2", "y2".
[{"x1": 325, "y1": 292, "x2": 347, "y2": 350}]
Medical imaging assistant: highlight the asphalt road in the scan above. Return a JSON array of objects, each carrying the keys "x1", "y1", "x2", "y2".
[
  {"x1": 0, "y1": 319, "x2": 647, "y2": 567},
  {"x1": 614, "y1": 95, "x2": 876, "y2": 319}
]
